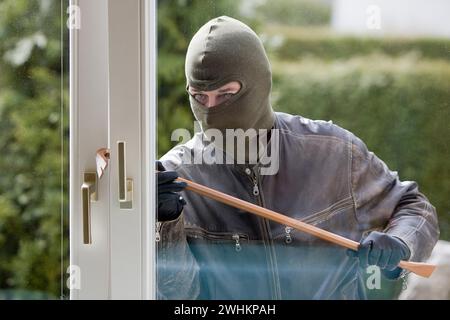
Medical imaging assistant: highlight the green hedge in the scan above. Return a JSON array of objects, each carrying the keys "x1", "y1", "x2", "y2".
[
  {"x1": 262, "y1": 27, "x2": 450, "y2": 61},
  {"x1": 254, "y1": 0, "x2": 331, "y2": 27},
  {"x1": 271, "y1": 54, "x2": 450, "y2": 240},
  {"x1": 0, "y1": 0, "x2": 68, "y2": 298}
]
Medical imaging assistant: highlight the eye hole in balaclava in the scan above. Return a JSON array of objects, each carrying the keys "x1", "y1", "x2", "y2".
[
  {"x1": 187, "y1": 81, "x2": 243, "y2": 108},
  {"x1": 185, "y1": 16, "x2": 275, "y2": 134}
]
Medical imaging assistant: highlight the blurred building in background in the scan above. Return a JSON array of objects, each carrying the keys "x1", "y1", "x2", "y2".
[{"x1": 332, "y1": 0, "x2": 450, "y2": 38}]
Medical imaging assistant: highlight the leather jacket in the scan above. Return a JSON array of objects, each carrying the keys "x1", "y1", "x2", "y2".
[{"x1": 157, "y1": 112, "x2": 439, "y2": 299}]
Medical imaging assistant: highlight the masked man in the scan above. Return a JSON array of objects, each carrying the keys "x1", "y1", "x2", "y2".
[{"x1": 156, "y1": 16, "x2": 439, "y2": 299}]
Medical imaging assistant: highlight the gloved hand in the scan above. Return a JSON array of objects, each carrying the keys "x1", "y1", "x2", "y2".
[
  {"x1": 157, "y1": 160, "x2": 187, "y2": 221},
  {"x1": 348, "y1": 231, "x2": 411, "y2": 277}
]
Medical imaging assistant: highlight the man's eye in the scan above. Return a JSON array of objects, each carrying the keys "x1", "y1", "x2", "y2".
[
  {"x1": 220, "y1": 93, "x2": 234, "y2": 99},
  {"x1": 194, "y1": 94, "x2": 207, "y2": 103}
]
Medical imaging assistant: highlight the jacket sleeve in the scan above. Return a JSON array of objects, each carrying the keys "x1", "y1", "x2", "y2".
[
  {"x1": 157, "y1": 152, "x2": 200, "y2": 299},
  {"x1": 350, "y1": 134, "x2": 439, "y2": 263},
  {"x1": 157, "y1": 211, "x2": 200, "y2": 299}
]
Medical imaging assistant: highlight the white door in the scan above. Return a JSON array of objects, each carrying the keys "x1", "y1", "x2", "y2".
[{"x1": 69, "y1": 0, "x2": 156, "y2": 299}]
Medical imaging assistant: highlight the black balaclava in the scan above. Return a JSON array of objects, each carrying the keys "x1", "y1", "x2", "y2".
[{"x1": 185, "y1": 16, "x2": 275, "y2": 140}]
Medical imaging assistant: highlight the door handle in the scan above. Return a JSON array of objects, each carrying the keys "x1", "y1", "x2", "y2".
[
  {"x1": 81, "y1": 172, "x2": 97, "y2": 244},
  {"x1": 117, "y1": 141, "x2": 133, "y2": 209}
]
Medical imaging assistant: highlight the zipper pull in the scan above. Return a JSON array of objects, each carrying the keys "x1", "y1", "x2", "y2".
[
  {"x1": 155, "y1": 221, "x2": 162, "y2": 242},
  {"x1": 232, "y1": 234, "x2": 242, "y2": 252},
  {"x1": 252, "y1": 180, "x2": 259, "y2": 196},
  {"x1": 245, "y1": 167, "x2": 260, "y2": 196},
  {"x1": 285, "y1": 226, "x2": 292, "y2": 244}
]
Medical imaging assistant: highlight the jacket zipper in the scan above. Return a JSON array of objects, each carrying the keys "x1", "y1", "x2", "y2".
[
  {"x1": 155, "y1": 221, "x2": 162, "y2": 242},
  {"x1": 284, "y1": 226, "x2": 293, "y2": 244},
  {"x1": 232, "y1": 234, "x2": 242, "y2": 252},
  {"x1": 186, "y1": 228, "x2": 246, "y2": 252},
  {"x1": 244, "y1": 166, "x2": 282, "y2": 300}
]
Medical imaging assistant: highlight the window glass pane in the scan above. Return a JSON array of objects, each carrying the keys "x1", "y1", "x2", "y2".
[
  {"x1": 157, "y1": 0, "x2": 446, "y2": 300},
  {"x1": 0, "y1": 0, "x2": 69, "y2": 299}
]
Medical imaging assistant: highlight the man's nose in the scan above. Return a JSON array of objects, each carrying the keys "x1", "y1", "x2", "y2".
[{"x1": 206, "y1": 95, "x2": 217, "y2": 108}]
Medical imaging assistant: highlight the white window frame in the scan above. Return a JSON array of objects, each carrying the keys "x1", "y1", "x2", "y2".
[{"x1": 69, "y1": 0, "x2": 156, "y2": 299}]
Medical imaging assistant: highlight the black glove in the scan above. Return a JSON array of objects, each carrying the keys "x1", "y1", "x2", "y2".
[
  {"x1": 348, "y1": 231, "x2": 411, "y2": 278},
  {"x1": 157, "y1": 160, "x2": 187, "y2": 221}
]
